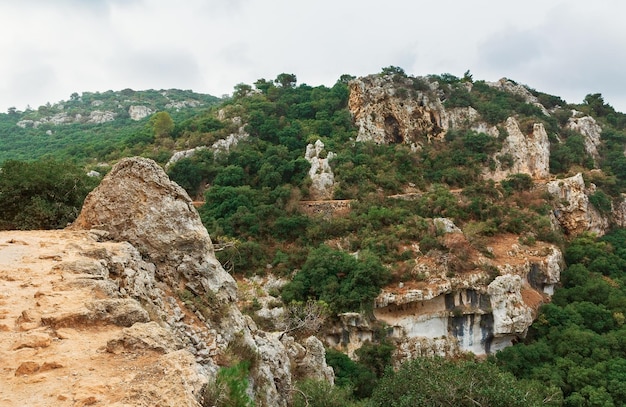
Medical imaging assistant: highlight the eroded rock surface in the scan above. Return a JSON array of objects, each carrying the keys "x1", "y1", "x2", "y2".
[
  {"x1": 65, "y1": 156, "x2": 329, "y2": 407},
  {"x1": 71, "y1": 157, "x2": 237, "y2": 301},
  {"x1": 567, "y1": 114, "x2": 602, "y2": 164},
  {"x1": 349, "y1": 74, "x2": 446, "y2": 145},
  {"x1": 546, "y1": 173, "x2": 609, "y2": 236},
  {"x1": 305, "y1": 139, "x2": 336, "y2": 199},
  {"x1": 486, "y1": 117, "x2": 551, "y2": 181},
  {"x1": 337, "y1": 228, "x2": 563, "y2": 358},
  {"x1": 0, "y1": 230, "x2": 205, "y2": 407}
]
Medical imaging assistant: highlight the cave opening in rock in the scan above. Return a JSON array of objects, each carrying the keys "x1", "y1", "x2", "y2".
[{"x1": 384, "y1": 115, "x2": 403, "y2": 143}]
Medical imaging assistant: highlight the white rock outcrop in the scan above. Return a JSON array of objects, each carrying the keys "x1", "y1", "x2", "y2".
[
  {"x1": 487, "y1": 275, "x2": 534, "y2": 336},
  {"x1": 546, "y1": 173, "x2": 609, "y2": 236},
  {"x1": 87, "y1": 110, "x2": 116, "y2": 124},
  {"x1": 368, "y1": 235, "x2": 563, "y2": 358},
  {"x1": 566, "y1": 115, "x2": 602, "y2": 165},
  {"x1": 128, "y1": 105, "x2": 154, "y2": 121},
  {"x1": 486, "y1": 117, "x2": 550, "y2": 181},
  {"x1": 165, "y1": 124, "x2": 249, "y2": 169},
  {"x1": 305, "y1": 140, "x2": 336, "y2": 200}
]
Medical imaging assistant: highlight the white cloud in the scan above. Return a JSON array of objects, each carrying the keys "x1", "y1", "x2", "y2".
[{"x1": 1, "y1": 0, "x2": 626, "y2": 112}]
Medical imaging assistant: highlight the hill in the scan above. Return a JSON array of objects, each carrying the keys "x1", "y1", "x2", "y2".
[
  {"x1": 3, "y1": 68, "x2": 626, "y2": 406},
  {"x1": 0, "y1": 88, "x2": 220, "y2": 163}
]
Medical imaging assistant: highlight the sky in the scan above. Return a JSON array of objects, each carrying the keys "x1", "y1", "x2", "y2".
[{"x1": 1, "y1": 0, "x2": 626, "y2": 113}]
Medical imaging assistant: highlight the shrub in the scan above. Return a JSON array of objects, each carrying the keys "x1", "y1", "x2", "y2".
[
  {"x1": 292, "y1": 379, "x2": 361, "y2": 407},
  {"x1": 202, "y1": 361, "x2": 254, "y2": 407},
  {"x1": 370, "y1": 357, "x2": 557, "y2": 407},
  {"x1": 0, "y1": 158, "x2": 97, "y2": 230},
  {"x1": 281, "y1": 245, "x2": 390, "y2": 313}
]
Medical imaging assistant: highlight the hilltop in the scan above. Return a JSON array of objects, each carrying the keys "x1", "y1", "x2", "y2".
[{"x1": 0, "y1": 88, "x2": 220, "y2": 163}]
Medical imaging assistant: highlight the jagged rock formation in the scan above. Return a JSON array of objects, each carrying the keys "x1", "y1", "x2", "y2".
[
  {"x1": 72, "y1": 157, "x2": 236, "y2": 302},
  {"x1": 546, "y1": 173, "x2": 609, "y2": 236},
  {"x1": 566, "y1": 114, "x2": 602, "y2": 165},
  {"x1": 612, "y1": 194, "x2": 626, "y2": 228},
  {"x1": 63, "y1": 157, "x2": 332, "y2": 406},
  {"x1": 304, "y1": 139, "x2": 336, "y2": 199},
  {"x1": 348, "y1": 75, "x2": 551, "y2": 182},
  {"x1": 486, "y1": 117, "x2": 551, "y2": 181},
  {"x1": 349, "y1": 75, "x2": 447, "y2": 145}
]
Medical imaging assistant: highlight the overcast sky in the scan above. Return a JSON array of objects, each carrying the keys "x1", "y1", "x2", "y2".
[{"x1": 1, "y1": 0, "x2": 626, "y2": 113}]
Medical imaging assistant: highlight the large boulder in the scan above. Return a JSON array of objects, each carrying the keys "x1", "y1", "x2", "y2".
[
  {"x1": 71, "y1": 157, "x2": 236, "y2": 300},
  {"x1": 71, "y1": 157, "x2": 329, "y2": 407}
]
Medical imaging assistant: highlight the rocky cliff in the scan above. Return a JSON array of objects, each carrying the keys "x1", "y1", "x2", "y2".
[
  {"x1": 326, "y1": 226, "x2": 563, "y2": 359},
  {"x1": 1, "y1": 157, "x2": 332, "y2": 406},
  {"x1": 349, "y1": 75, "x2": 555, "y2": 181}
]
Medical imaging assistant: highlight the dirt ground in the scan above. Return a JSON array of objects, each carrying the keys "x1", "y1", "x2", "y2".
[{"x1": 0, "y1": 230, "x2": 197, "y2": 407}]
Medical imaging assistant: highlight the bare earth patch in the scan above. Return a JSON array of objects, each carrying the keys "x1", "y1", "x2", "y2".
[{"x1": 0, "y1": 230, "x2": 200, "y2": 407}]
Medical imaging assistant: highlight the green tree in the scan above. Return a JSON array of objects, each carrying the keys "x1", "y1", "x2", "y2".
[
  {"x1": 281, "y1": 245, "x2": 390, "y2": 313},
  {"x1": 150, "y1": 111, "x2": 174, "y2": 138},
  {"x1": 380, "y1": 66, "x2": 406, "y2": 77},
  {"x1": 0, "y1": 159, "x2": 97, "y2": 230},
  {"x1": 275, "y1": 73, "x2": 297, "y2": 88},
  {"x1": 370, "y1": 357, "x2": 558, "y2": 407}
]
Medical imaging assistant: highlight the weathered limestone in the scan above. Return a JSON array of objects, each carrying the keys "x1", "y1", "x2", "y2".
[
  {"x1": 566, "y1": 114, "x2": 602, "y2": 165},
  {"x1": 486, "y1": 117, "x2": 551, "y2": 181},
  {"x1": 546, "y1": 173, "x2": 609, "y2": 236},
  {"x1": 305, "y1": 139, "x2": 336, "y2": 199},
  {"x1": 128, "y1": 105, "x2": 154, "y2": 120},
  {"x1": 72, "y1": 157, "x2": 237, "y2": 301},
  {"x1": 70, "y1": 156, "x2": 331, "y2": 407}
]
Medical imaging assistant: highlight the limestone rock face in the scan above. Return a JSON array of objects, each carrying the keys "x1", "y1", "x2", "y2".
[
  {"x1": 72, "y1": 157, "x2": 237, "y2": 301},
  {"x1": 486, "y1": 117, "x2": 550, "y2": 181},
  {"x1": 349, "y1": 75, "x2": 446, "y2": 145},
  {"x1": 369, "y1": 233, "x2": 563, "y2": 357},
  {"x1": 298, "y1": 336, "x2": 335, "y2": 383},
  {"x1": 129, "y1": 105, "x2": 154, "y2": 121},
  {"x1": 166, "y1": 146, "x2": 208, "y2": 169},
  {"x1": 487, "y1": 275, "x2": 534, "y2": 336},
  {"x1": 546, "y1": 173, "x2": 609, "y2": 236},
  {"x1": 305, "y1": 139, "x2": 336, "y2": 199},
  {"x1": 165, "y1": 119, "x2": 249, "y2": 168},
  {"x1": 613, "y1": 194, "x2": 626, "y2": 228},
  {"x1": 87, "y1": 110, "x2": 116, "y2": 124},
  {"x1": 566, "y1": 115, "x2": 602, "y2": 164}
]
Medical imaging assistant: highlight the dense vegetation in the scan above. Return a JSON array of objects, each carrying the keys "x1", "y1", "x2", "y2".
[
  {"x1": 4, "y1": 68, "x2": 626, "y2": 406},
  {"x1": 0, "y1": 159, "x2": 98, "y2": 229},
  {"x1": 496, "y1": 230, "x2": 626, "y2": 406},
  {"x1": 0, "y1": 88, "x2": 219, "y2": 163}
]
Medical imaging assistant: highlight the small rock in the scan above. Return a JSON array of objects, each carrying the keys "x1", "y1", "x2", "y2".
[
  {"x1": 15, "y1": 361, "x2": 40, "y2": 376},
  {"x1": 12, "y1": 332, "x2": 51, "y2": 349}
]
